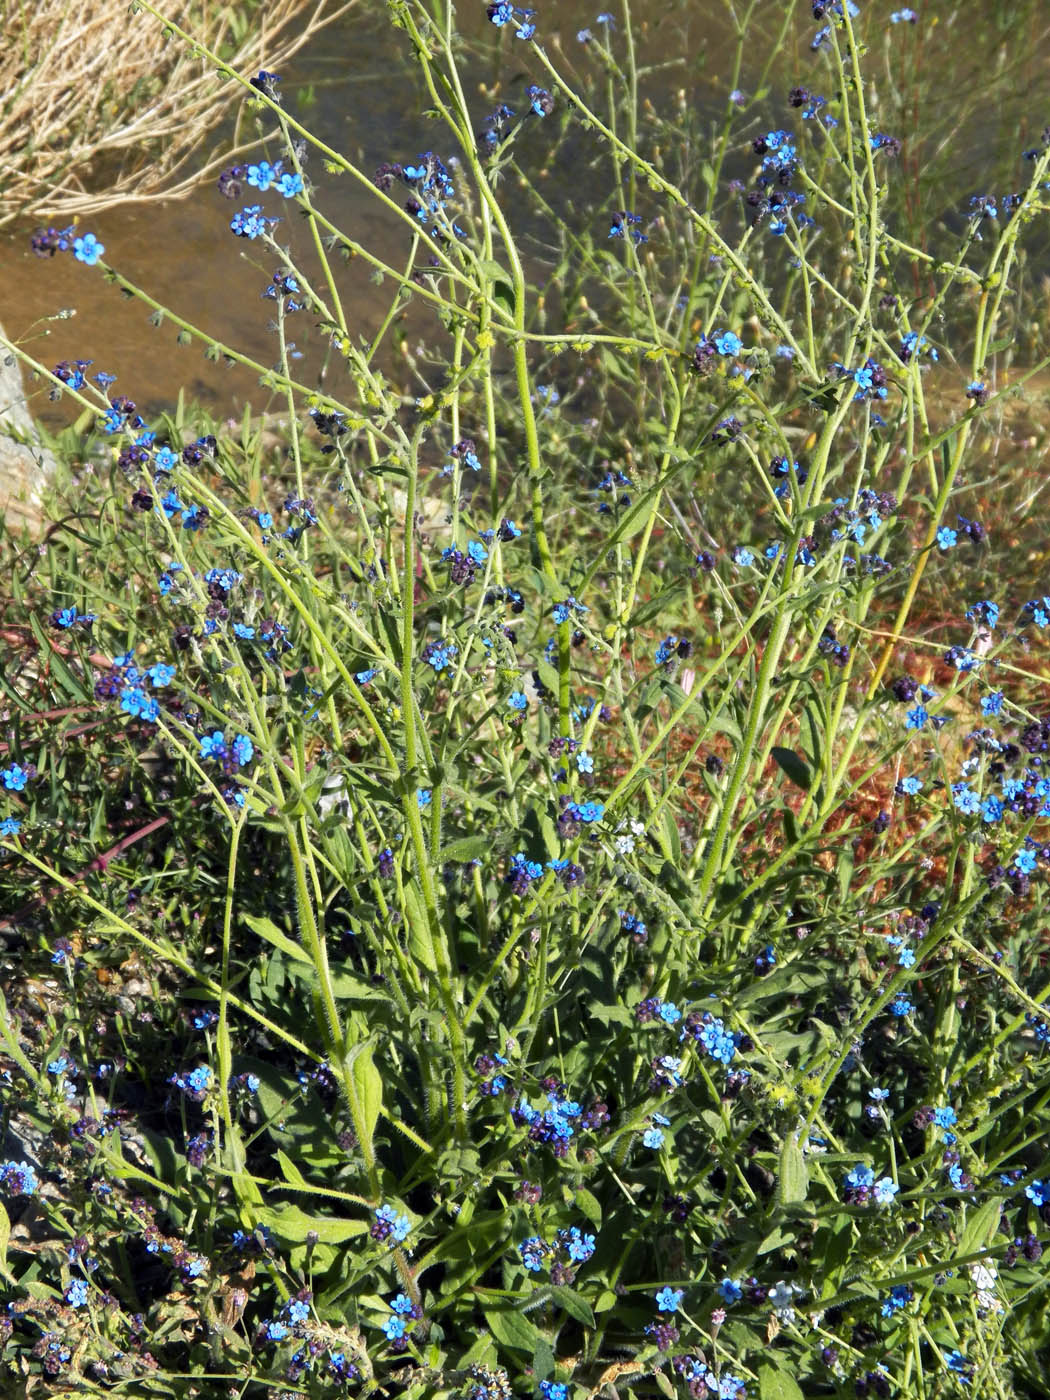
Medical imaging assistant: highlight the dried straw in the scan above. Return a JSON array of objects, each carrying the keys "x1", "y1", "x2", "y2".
[{"x1": 0, "y1": 0, "x2": 353, "y2": 228}]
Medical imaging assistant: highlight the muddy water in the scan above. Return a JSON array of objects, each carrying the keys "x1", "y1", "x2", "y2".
[
  {"x1": 0, "y1": 0, "x2": 755, "y2": 432},
  {"x1": 1, "y1": 1, "x2": 1047, "y2": 432}
]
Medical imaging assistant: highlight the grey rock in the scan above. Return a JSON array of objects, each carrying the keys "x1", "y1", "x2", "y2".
[{"x1": 0, "y1": 330, "x2": 58, "y2": 533}]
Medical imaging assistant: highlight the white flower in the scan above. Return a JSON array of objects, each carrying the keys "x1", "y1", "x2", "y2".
[{"x1": 767, "y1": 1280, "x2": 803, "y2": 1319}]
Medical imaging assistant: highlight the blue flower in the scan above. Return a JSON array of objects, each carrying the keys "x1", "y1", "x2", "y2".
[
  {"x1": 73, "y1": 233, "x2": 105, "y2": 265},
  {"x1": 230, "y1": 734, "x2": 254, "y2": 767},
  {"x1": 382, "y1": 1315, "x2": 406, "y2": 1341},
  {"x1": 936, "y1": 526, "x2": 957, "y2": 550},
  {"x1": 945, "y1": 1350, "x2": 971, "y2": 1378},
  {"x1": 873, "y1": 1176, "x2": 899, "y2": 1205},
  {"x1": 266, "y1": 1320, "x2": 289, "y2": 1341},
  {"x1": 643, "y1": 1126, "x2": 665, "y2": 1148},
  {"x1": 374, "y1": 1203, "x2": 411, "y2": 1242},
  {"x1": 718, "y1": 1277, "x2": 742, "y2": 1304},
  {"x1": 146, "y1": 662, "x2": 175, "y2": 687},
  {"x1": 981, "y1": 691, "x2": 1004, "y2": 716},
  {"x1": 519, "y1": 1236, "x2": 547, "y2": 1272},
  {"x1": 540, "y1": 1385, "x2": 568, "y2": 1400},
  {"x1": 0, "y1": 1160, "x2": 37, "y2": 1196},
  {"x1": 418, "y1": 789, "x2": 432, "y2": 809},
  {"x1": 508, "y1": 691, "x2": 528, "y2": 712},
  {"x1": 900, "y1": 776, "x2": 923, "y2": 795},
  {"x1": 713, "y1": 330, "x2": 742, "y2": 356},
  {"x1": 952, "y1": 784, "x2": 980, "y2": 816},
  {"x1": 66, "y1": 1278, "x2": 90, "y2": 1308},
  {"x1": 120, "y1": 687, "x2": 159, "y2": 723},
  {"x1": 1014, "y1": 848, "x2": 1037, "y2": 874},
  {"x1": 656, "y1": 1286, "x2": 683, "y2": 1313},
  {"x1": 188, "y1": 1066, "x2": 211, "y2": 1094},
  {"x1": 1, "y1": 764, "x2": 28, "y2": 791},
  {"x1": 890, "y1": 994, "x2": 913, "y2": 1016},
  {"x1": 200, "y1": 731, "x2": 227, "y2": 761},
  {"x1": 1025, "y1": 1179, "x2": 1050, "y2": 1206},
  {"x1": 0, "y1": 817, "x2": 22, "y2": 837},
  {"x1": 391, "y1": 1293, "x2": 415, "y2": 1316},
  {"x1": 563, "y1": 1226, "x2": 596, "y2": 1262},
  {"x1": 904, "y1": 705, "x2": 928, "y2": 731},
  {"x1": 231, "y1": 204, "x2": 275, "y2": 239},
  {"x1": 845, "y1": 1164, "x2": 874, "y2": 1190}
]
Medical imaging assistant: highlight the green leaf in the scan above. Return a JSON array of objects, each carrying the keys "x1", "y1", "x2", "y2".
[
  {"x1": 574, "y1": 1187, "x2": 602, "y2": 1227},
  {"x1": 550, "y1": 1285, "x2": 595, "y2": 1329},
  {"x1": 958, "y1": 1196, "x2": 1002, "y2": 1260},
  {"x1": 346, "y1": 1043, "x2": 383, "y2": 1160},
  {"x1": 531, "y1": 1336, "x2": 555, "y2": 1382},
  {"x1": 759, "y1": 1365, "x2": 805, "y2": 1400},
  {"x1": 242, "y1": 913, "x2": 312, "y2": 966},
  {"x1": 276, "y1": 1149, "x2": 307, "y2": 1187},
  {"x1": 254, "y1": 1203, "x2": 368, "y2": 1244},
  {"x1": 0, "y1": 1200, "x2": 11, "y2": 1282},
  {"x1": 771, "y1": 746, "x2": 812, "y2": 792},
  {"x1": 483, "y1": 1305, "x2": 541, "y2": 1353},
  {"x1": 779, "y1": 1134, "x2": 809, "y2": 1205},
  {"x1": 440, "y1": 835, "x2": 493, "y2": 864}
]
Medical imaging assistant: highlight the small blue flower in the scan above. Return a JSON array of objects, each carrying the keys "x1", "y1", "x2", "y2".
[
  {"x1": 0, "y1": 817, "x2": 21, "y2": 837},
  {"x1": 900, "y1": 776, "x2": 923, "y2": 795},
  {"x1": 1025, "y1": 1179, "x2": 1049, "y2": 1206},
  {"x1": 65, "y1": 1278, "x2": 90, "y2": 1308},
  {"x1": 418, "y1": 789, "x2": 432, "y2": 809},
  {"x1": 73, "y1": 233, "x2": 105, "y2": 265},
  {"x1": 563, "y1": 1226, "x2": 596, "y2": 1262},
  {"x1": 656, "y1": 1286, "x2": 683, "y2": 1313},
  {"x1": 936, "y1": 526, "x2": 957, "y2": 551},
  {"x1": 713, "y1": 330, "x2": 742, "y2": 356},
  {"x1": 231, "y1": 734, "x2": 254, "y2": 767},
  {"x1": 904, "y1": 705, "x2": 928, "y2": 731},
  {"x1": 508, "y1": 691, "x2": 528, "y2": 712},
  {"x1": 1014, "y1": 848, "x2": 1037, "y2": 874},
  {"x1": 1, "y1": 764, "x2": 28, "y2": 791},
  {"x1": 0, "y1": 1160, "x2": 38, "y2": 1196},
  {"x1": 519, "y1": 1236, "x2": 547, "y2": 1272},
  {"x1": 718, "y1": 1277, "x2": 742, "y2": 1304},
  {"x1": 643, "y1": 1126, "x2": 665, "y2": 1148},
  {"x1": 200, "y1": 731, "x2": 227, "y2": 761},
  {"x1": 277, "y1": 170, "x2": 304, "y2": 197}
]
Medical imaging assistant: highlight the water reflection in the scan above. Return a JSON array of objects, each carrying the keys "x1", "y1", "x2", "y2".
[{"x1": 2, "y1": 0, "x2": 1047, "y2": 431}]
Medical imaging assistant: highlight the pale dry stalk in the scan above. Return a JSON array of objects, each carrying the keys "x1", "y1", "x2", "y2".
[{"x1": 0, "y1": 0, "x2": 352, "y2": 227}]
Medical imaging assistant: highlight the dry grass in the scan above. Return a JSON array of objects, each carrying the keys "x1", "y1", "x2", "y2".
[{"x1": 0, "y1": 0, "x2": 353, "y2": 228}]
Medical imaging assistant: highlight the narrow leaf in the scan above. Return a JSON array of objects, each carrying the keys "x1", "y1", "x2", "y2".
[{"x1": 779, "y1": 1134, "x2": 809, "y2": 1205}]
